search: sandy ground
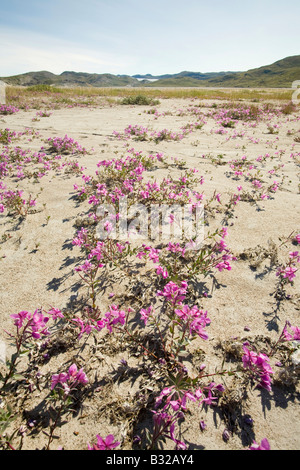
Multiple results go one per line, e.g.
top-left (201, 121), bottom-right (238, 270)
top-left (0, 96), bottom-right (299, 450)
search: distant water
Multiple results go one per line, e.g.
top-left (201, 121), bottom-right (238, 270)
top-left (135, 78), bottom-right (159, 82)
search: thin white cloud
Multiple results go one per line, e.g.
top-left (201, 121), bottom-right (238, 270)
top-left (0, 27), bottom-right (136, 76)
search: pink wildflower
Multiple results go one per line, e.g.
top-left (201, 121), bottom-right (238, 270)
top-left (74, 260), bottom-right (93, 272)
top-left (47, 307), bottom-right (64, 320)
top-left (51, 372), bottom-right (68, 390)
top-left (157, 281), bottom-right (188, 305)
top-left (283, 322), bottom-right (300, 341)
top-left (156, 265), bottom-right (169, 278)
top-left (105, 305), bottom-right (126, 332)
top-left (88, 434), bottom-right (120, 450)
top-left (140, 306), bottom-right (153, 325)
top-left (11, 309), bottom-right (50, 339)
top-left (282, 266), bottom-right (297, 282)
top-left (242, 345), bottom-right (273, 391)
top-left (249, 438), bottom-right (270, 450)
top-left (149, 248), bottom-right (160, 263)
top-left (215, 260), bottom-right (232, 272)
top-left (51, 363), bottom-right (88, 392)
top-left (104, 221), bottom-right (113, 233)
top-left (10, 310), bottom-right (31, 329)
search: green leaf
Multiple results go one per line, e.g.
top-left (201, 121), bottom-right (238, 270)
top-left (12, 373), bottom-right (26, 381)
top-left (19, 349), bottom-right (30, 356)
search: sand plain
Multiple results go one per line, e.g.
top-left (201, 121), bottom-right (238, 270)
top-left (0, 93), bottom-right (299, 450)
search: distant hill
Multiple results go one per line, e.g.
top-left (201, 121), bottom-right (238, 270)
top-left (1, 56), bottom-right (299, 88)
top-left (142, 56), bottom-right (300, 88)
top-left (0, 70), bottom-right (140, 87)
top-left (133, 71), bottom-right (234, 81)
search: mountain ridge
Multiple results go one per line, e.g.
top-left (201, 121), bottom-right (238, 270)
top-left (1, 55), bottom-right (299, 88)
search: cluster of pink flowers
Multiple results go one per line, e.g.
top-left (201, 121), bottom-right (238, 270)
top-left (282, 321), bottom-right (300, 341)
top-left (120, 118), bottom-right (206, 145)
top-left (228, 155), bottom-right (256, 178)
top-left (211, 228), bottom-right (235, 272)
top-left (211, 105), bottom-right (256, 123)
top-left (134, 226), bottom-right (234, 282)
top-left (104, 304), bottom-right (127, 333)
top-left (0, 128), bottom-right (18, 144)
top-left (10, 309), bottom-right (50, 339)
top-left (72, 304), bottom-right (130, 339)
top-left (215, 255), bottom-right (233, 272)
top-left (151, 128), bottom-right (185, 143)
top-left (174, 305), bottom-right (210, 340)
top-left (72, 315), bottom-right (104, 339)
top-left (151, 380), bottom-right (225, 449)
top-left (35, 110), bottom-right (52, 118)
top-left (225, 149), bottom-right (284, 201)
top-left (47, 307), bottom-right (64, 320)
top-left (0, 185), bottom-right (36, 215)
top-left (0, 141), bottom-right (73, 181)
top-left (147, 107), bottom-right (166, 119)
top-left (74, 259), bottom-right (95, 273)
top-left (242, 344), bottom-right (273, 391)
top-left (47, 134), bottom-right (87, 154)
top-left (181, 120), bottom-right (205, 133)
top-left (87, 434), bottom-right (120, 450)
top-left (51, 363), bottom-right (88, 395)
top-left (0, 146), bottom-right (29, 177)
top-left (212, 127), bottom-right (228, 135)
top-left (74, 148), bottom-right (205, 216)
top-left (137, 244), bottom-right (160, 262)
top-left (140, 306), bottom-right (154, 325)
top-left (252, 179), bottom-right (263, 189)
top-left (0, 104), bottom-right (19, 115)
top-left (151, 409), bottom-right (187, 450)
top-left (276, 251), bottom-right (300, 283)
top-left (167, 241), bottom-right (186, 255)
top-left (124, 124), bottom-right (148, 139)
top-left (72, 227), bottom-right (89, 248)
top-left (155, 381), bottom-right (224, 413)
top-left (157, 280), bottom-right (188, 305)
top-left (227, 129), bottom-right (246, 140)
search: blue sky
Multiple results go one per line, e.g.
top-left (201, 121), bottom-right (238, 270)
top-left (0, 0), bottom-right (299, 76)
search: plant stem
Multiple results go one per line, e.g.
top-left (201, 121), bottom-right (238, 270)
top-left (45, 400), bottom-right (65, 450)
top-left (0, 434), bottom-right (16, 450)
